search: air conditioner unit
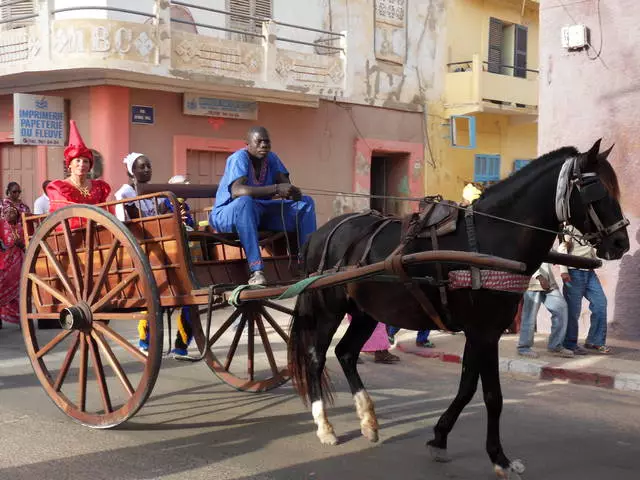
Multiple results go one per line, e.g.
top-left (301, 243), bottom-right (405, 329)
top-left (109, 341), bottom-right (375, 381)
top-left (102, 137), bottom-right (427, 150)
top-left (561, 24), bottom-right (590, 50)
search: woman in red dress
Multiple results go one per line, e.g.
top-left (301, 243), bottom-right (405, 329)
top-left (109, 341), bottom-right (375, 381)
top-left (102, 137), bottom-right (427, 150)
top-left (0, 205), bottom-right (25, 328)
top-left (47, 120), bottom-right (111, 229)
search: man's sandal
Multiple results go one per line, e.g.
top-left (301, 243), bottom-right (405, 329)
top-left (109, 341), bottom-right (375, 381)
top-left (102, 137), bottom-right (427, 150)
top-left (584, 343), bottom-right (611, 354)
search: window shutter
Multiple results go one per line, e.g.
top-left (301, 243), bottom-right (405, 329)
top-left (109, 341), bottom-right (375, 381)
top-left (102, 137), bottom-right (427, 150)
top-left (488, 17), bottom-right (503, 74)
top-left (514, 24), bottom-right (528, 78)
top-left (474, 155), bottom-right (501, 183)
top-left (513, 159), bottom-right (530, 172)
top-left (228, 0), bottom-right (271, 40)
top-left (0, 0), bottom-right (35, 30)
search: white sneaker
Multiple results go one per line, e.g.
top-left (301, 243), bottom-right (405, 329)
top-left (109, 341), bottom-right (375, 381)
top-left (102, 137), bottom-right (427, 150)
top-left (248, 270), bottom-right (267, 286)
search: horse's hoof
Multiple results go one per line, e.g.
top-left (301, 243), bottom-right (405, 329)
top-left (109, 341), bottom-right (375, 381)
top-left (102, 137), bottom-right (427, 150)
top-left (494, 460), bottom-right (525, 479)
top-left (428, 445), bottom-right (451, 463)
top-left (361, 426), bottom-right (379, 443)
top-left (317, 432), bottom-right (339, 446)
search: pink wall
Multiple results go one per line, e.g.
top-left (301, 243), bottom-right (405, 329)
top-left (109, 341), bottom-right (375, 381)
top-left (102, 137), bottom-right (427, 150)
top-left (128, 89), bottom-right (424, 222)
top-left (539, 0), bottom-right (640, 338)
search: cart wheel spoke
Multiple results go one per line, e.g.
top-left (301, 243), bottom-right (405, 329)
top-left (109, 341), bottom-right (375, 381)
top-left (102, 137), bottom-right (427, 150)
top-left (247, 313), bottom-right (255, 382)
top-left (53, 332), bottom-right (81, 392)
top-left (61, 219), bottom-right (84, 299)
top-left (35, 329), bottom-right (72, 359)
top-left (90, 272), bottom-right (139, 313)
top-left (78, 334), bottom-right (88, 412)
top-left (87, 239), bottom-right (121, 305)
top-left (224, 314), bottom-right (247, 371)
top-left (263, 300), bottom-right (295, 316)
top-left (261, 306), bottom-right (289, 343)
top-left (82, 219), bottom-right (95, 301)
top-left (256, 316), bottom-right (279, 376)
top-left (93, 322), bottom-right (147, 364)
top-left (208, 308), bottom-right (243, 347)
top-left (27, 273), bottom-right (73, 307)
top-left (38, 240), bottom-right (78, 304)
top-left (88, 336), bottom-right (113, 413)
top-left (91, 331), bottom-right (135, 397)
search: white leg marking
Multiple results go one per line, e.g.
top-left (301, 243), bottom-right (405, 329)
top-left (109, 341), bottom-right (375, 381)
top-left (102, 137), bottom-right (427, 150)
top-left (353, 390), bottom-right (379, 442)
top-left (311, 400), bottom-right (338, 445)
top-left (494, 459), bottom-right (525, 479)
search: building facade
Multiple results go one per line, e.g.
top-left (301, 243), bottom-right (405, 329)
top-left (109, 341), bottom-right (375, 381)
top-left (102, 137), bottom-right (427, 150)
top-left (427, 0), bottom-right (539, 201)
top-left (539, 0), bottom-right (640, 339)
top-left (0, 0), bottom-right (448, 223)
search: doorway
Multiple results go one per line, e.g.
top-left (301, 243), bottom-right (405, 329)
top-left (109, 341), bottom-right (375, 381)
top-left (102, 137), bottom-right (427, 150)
top-left (186, 149), bottom-right (229, 224)
top-left (0, 143), bottom-right (38, 210)
top-left (369, 153), bottom-right (410, 217)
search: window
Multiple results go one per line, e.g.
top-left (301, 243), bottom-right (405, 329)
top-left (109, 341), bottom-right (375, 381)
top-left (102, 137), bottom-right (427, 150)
top-left (474, 155), bottom-right (501, 183)
top-left (513, 159), bottom-right (531, 172)
top-left (488, 17), bottom-right (528, 78)
top-left (0, 0), bottom-right (35, 30)
top-left (228, 0), bottom-right (272, 41)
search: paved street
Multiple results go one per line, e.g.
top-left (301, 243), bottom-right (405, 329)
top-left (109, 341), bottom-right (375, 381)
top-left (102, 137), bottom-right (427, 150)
top-left (1, 316), bottom-right (640, 480)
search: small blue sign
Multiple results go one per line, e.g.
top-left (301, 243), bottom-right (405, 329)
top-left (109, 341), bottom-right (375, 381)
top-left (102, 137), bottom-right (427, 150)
top-left (131, 105), bottom-right (154, 125)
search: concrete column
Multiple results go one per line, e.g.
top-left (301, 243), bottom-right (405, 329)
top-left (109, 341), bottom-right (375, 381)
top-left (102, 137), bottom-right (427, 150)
top-left (154, 0), bottom-right (171, 70)
top-left (89, 86), bottom-right (130, 191)
top-left (262, 20), bottom-right (276, 83)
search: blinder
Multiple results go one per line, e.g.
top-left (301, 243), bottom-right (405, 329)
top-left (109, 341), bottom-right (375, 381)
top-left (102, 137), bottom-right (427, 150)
top-left (578, 176), bottom-right (607, 204)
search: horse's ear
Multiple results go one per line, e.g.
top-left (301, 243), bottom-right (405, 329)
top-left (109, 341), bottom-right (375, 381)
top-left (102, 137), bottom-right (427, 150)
top-left (586, 138), bottom-right (602, 166)
top-left (599, 143), bottom-right (615, 160)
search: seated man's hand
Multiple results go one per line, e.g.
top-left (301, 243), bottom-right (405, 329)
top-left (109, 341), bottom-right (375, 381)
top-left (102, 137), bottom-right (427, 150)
top-left (275, 183), bottom-right (302, 201)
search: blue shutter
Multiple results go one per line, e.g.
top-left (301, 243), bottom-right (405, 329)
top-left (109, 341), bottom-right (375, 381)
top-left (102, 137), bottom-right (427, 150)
top-left (513, 159), bottom-right (531, 171)
top-left (474, 155), bottom-right (501, 183)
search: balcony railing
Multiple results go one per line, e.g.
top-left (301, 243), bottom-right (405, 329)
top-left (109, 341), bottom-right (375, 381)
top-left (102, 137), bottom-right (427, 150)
top-left (444, 54), bottom-right (538, 116)
top-left (0, 0), bottom-right (347, 100)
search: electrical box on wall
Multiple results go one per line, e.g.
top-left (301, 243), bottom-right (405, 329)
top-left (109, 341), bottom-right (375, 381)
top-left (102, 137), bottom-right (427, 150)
top-left (561, 24), bottom-right (590, 50)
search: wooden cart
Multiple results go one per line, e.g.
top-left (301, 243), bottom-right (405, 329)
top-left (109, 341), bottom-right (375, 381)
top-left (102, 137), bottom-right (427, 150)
top-left (19, 186), bottom-right (596, 429)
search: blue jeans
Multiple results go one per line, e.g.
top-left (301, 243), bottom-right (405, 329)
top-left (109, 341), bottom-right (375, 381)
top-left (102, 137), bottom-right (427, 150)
top-left (562, 269), bottom-right (608, 349)
top-left (387, 326), bottom-right (430, 344)
top-left (211, 196), bottom-right (316, 272)
top-left (518, 289), bottom-right (567, 352)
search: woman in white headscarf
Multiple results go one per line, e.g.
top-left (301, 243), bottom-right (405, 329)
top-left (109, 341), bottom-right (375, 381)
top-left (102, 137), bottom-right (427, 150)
top-left (114, 152), bottom-right (157, 221)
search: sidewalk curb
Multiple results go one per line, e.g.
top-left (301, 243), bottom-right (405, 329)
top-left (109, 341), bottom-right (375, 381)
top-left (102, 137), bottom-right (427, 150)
top-left (396, 343), bottom-right (640, 393)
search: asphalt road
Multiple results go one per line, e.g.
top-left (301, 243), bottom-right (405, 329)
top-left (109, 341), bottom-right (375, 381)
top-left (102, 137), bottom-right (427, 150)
top-left (1, 323), bottom-right (639, 480)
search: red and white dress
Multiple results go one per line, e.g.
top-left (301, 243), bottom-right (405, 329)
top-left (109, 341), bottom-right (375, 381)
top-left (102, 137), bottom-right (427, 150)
top-left (0, 219), bottom-right (24, 324)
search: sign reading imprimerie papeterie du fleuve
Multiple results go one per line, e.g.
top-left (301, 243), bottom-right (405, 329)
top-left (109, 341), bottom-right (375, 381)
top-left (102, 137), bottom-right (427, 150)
top-left (13, 93), bottom-right (66, 146)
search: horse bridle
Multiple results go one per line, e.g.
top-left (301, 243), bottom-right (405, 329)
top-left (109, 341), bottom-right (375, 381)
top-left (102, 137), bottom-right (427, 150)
top-left (555, 157), bottom-right (629, 244)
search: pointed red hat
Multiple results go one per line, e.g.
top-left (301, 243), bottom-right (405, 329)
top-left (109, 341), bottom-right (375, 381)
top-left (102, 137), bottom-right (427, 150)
top-left (64, 120), bottom-right (93, 167)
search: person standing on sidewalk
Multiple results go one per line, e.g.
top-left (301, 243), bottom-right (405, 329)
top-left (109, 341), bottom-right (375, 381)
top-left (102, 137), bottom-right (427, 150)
top-left (559, 226), bottom-right (611, 355)
top-left (387, 327), bottom-right (435, 348)
top-left (517, 262), bottom-right (574, 358)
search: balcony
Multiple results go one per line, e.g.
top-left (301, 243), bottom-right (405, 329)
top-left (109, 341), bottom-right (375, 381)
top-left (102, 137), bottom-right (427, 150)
top-left (0, 1), bottom-right (347, 107)
top-left (444, 54), bottom-right (538, 117)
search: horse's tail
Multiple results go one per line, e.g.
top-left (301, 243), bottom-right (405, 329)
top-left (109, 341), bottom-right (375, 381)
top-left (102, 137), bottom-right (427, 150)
top-left (288, 290), bottom-right (334, 407)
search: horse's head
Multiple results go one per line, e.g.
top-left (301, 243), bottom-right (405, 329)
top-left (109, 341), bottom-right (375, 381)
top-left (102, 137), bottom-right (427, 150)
top-left (558, 139), bottom-right (630, 260)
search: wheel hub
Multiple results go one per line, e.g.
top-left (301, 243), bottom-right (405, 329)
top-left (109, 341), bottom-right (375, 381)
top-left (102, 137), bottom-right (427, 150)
top-left (59, 301), bottom-right (93, 331)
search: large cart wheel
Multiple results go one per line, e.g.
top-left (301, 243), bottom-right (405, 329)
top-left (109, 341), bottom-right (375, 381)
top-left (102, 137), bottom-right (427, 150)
top-left (20, 205), bottom-right (162, 428)
top-left (192, 300), bottom-right (292, 392)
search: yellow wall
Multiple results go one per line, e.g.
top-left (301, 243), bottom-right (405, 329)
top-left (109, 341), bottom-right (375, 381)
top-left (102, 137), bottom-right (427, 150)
top-left (426, 112), bottom-right (537, 201)
top-left (447, 0), bottom-right (539, 70)
top-left (426, 0), bottom-right (539, 201)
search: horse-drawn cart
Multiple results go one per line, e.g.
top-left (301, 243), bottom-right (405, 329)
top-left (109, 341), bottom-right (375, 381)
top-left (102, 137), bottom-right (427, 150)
top-left (19, 185), bottom-right (600, 429)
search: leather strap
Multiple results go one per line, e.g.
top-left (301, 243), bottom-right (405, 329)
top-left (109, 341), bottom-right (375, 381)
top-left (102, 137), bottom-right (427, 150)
top-left (358, 218), bottom-right (397, 266)
top-left (317, 211), bottom-right (375, 273)
top-left (383, 253), bottom-right (450, 332)
top-left (465, 207), bottom-right (481, 290)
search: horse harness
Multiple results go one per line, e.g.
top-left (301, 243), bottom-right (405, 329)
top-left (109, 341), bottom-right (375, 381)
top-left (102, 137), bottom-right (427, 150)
top-left (315, 196), bottom-right (470, 332)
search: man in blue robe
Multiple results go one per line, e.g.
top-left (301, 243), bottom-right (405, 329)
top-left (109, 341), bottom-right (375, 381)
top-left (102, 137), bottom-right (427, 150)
top-left (209, 126), bottom-right (316, 285)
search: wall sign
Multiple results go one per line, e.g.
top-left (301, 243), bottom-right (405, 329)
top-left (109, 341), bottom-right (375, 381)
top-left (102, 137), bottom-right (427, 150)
top-left (13, 93), bottom-right (66, 146)
top-left (183, 93), bottom-right (258, 120)
top-left (131, 105), bottom-right (154, 125)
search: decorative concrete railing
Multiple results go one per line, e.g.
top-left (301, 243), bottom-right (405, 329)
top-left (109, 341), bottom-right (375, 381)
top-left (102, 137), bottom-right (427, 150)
top-left (0, 0), bottom-right (347, 99)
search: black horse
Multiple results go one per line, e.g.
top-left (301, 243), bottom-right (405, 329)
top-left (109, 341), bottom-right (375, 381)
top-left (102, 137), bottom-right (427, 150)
top-left (287, 140), bottom-right (629, 478)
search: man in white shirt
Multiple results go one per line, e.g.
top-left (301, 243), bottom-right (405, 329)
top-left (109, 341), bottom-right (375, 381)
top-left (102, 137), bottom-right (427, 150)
top-left (558, 226), bottom-right (610, 354)
top-left (33, 180), bottom-right (51, 215)
top-left (517, 262), bottom-right (574, 358)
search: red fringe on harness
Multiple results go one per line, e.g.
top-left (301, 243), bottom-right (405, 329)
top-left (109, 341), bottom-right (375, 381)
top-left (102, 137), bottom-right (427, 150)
top-left (448, 270), bottom-right (530, 293)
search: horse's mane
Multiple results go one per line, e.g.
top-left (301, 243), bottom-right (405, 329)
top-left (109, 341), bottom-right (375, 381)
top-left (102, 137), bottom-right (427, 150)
top-left (477, 146), bottom-right (578, 210)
